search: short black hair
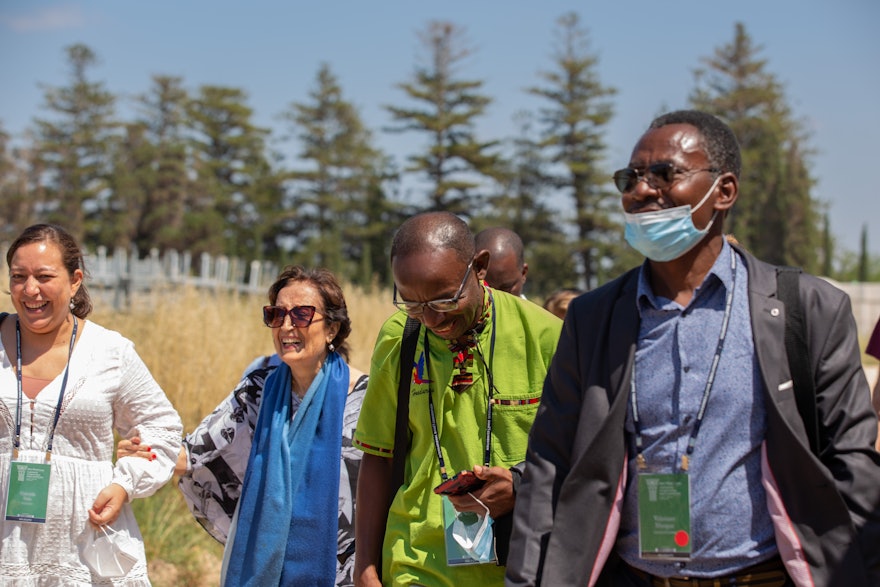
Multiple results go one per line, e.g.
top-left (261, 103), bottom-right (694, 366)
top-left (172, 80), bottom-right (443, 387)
top-left (475, 227), bottom-right (524, 266)
top-left (649, 110), bottom-right (742, 178)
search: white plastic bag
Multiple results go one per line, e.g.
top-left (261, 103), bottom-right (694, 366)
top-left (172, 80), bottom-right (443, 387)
top-left (76, 524), bottom-right (139, 578)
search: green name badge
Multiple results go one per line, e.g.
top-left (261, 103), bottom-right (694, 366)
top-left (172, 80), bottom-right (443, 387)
top-left (637, 472), bottom-right (691, 560)
top-left (6, 461), bottom-right (51, 523)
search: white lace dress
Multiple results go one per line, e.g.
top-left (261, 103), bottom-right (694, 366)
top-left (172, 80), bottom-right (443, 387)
top-left (0, 319), bottom-right (183, 586)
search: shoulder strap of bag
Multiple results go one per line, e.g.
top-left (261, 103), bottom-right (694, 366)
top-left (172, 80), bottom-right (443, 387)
top-left (776, 266), bottom-right (821, 456)
top-left (391, 316), bottom-right (421, 505)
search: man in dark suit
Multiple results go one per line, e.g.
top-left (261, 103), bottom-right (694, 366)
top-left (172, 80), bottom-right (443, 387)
top-left (506, 110), bottom-right (880, 587)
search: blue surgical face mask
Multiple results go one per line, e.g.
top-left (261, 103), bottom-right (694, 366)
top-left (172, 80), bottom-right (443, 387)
top-left (623, 176), bottom-right (721, 262)
top-left (451, 494), bottom-right (495, 563)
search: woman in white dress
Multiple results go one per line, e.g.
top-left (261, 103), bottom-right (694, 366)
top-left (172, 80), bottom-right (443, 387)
top-left (0, 223), bottom-right (182, 586)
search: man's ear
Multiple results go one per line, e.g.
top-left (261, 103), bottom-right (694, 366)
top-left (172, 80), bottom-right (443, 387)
top-left (473, 249), bottom-right (491, 281)
top-left (714, 172), bottom-right (738, 212)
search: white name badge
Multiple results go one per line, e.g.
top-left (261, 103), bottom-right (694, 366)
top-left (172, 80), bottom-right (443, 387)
top-left (6, 461), bottom-right (51, 523)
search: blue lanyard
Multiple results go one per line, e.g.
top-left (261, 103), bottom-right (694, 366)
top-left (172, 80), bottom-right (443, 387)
top-left (427, 292), bottom-right (497, 481)
top-left (630, 247), bottom-right (736, 472)
top-left (14, 316), bottom-right (78, 460)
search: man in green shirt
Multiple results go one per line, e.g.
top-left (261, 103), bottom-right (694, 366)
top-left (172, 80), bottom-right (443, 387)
top-left (354, 212), bottom-right (561, 587)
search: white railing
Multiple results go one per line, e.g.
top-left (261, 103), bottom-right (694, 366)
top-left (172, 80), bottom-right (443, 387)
top-left (85, 246), bottom-right (279, 308)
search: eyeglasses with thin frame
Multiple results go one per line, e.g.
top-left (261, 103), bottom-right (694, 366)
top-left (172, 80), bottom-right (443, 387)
top-left (612, 162), bottom-right (718, 194)
top-left (262, 305), bottom-right (320, 328)
top-left (392, 259), bottom-right (474, 316)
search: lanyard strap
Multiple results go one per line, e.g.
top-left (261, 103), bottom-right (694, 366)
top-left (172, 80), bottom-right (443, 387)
top-left (427, 293), bottom-right (496, 481)
top-left (14, 316), bottom-right (78, 460)
top-left (631, 247), bottom-right (736, 472)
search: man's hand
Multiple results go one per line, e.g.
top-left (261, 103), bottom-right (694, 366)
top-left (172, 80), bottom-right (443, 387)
top-left (88, 483), bottom-right (128, 528)
top-left (447, 464), bottom-right (515, 518)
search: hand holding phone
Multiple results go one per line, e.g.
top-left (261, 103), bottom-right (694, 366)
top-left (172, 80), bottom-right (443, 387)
top-left (433, 470), bottom-right (486, 495)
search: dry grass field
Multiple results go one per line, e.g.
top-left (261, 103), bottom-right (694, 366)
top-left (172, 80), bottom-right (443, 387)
top-left (0, 269), bottom-right (394, 586)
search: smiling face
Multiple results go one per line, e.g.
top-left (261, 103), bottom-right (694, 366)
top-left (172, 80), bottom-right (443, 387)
top-left (9, 240), bottom-right (82, 337)
top-left (622, 123), bottom-right (732, 232)
top-left (393, 248), bottom-right (486, 341)
top-left (270, 280), bottom-right (339, 376)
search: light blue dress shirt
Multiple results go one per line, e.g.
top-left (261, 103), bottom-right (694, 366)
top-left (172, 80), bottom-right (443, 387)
top-left (617, 239), bottom-right (778, 578)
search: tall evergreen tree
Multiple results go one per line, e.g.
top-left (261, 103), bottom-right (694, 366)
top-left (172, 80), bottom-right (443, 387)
top-left (0, 124), bottom-right (36, 242)
top-left (475, 111), bottom-right (577, 296)
top-left (186, 85), bottom-right (278, 258)
top-left (386, 20), bottom-right (500, 215)
top-left (100, 121), bottom-right (155, 249)
top-left (858, 224), bottom-right (869, 282)
top-left (821, 213), bottom-right (833, 277)
top-left (131, 75), bottom-right (191, 253)
top-left (283, 64), bottom-right (397, 279)
top-left (528, 12), bottom-right (617, 288)
top-left (32, 44), bottom-right (117, 244)
top-left (690, 22), bottom-right (822, 271)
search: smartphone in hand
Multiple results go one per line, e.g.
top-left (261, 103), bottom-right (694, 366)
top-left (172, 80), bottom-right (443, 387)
top-left (433, 470), bottom-right (486, 495)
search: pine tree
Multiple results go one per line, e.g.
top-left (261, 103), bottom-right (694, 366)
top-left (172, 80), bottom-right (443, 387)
top-left (858, 224), bottom-right (869, 282)
top-left (32, 44), bottom-right (117, 244)
top-left (474, 111), bottom-right (577, 296)
top-left (528, 13), bottom-right (617, 288)
top-left (690, 22), bottom-right (822, 271)
top-left (821, 213), bottom-right (833, 278)
top-left (100, 121), bottom-right (155, 249)
top-left (132, 75), bottom-right (191, 253)
top-left (0, 124), bottom-right (35, 242)
top-left (283, 64), bottom-right (397, 279)
top-left (386, 20), bottom-right (500, 215)
top-left (186, 85), bottom-right (278, 258)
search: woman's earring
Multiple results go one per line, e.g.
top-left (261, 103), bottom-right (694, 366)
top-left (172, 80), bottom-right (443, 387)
top-left (69, 300), bottom-right (75, 310)
top-left (328, 342), bottom-right (336, 353)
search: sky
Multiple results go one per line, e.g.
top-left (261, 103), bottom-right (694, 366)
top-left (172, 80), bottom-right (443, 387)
top-left (1, 1), bottom-right (878, 255)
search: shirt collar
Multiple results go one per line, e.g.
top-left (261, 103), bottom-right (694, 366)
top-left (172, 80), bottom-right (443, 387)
top-left (636, 237), bottom-right (735, 314)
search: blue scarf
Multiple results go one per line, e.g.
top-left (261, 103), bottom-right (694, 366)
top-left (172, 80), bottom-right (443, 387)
top-left (222, 353), bottom-right (348, 586)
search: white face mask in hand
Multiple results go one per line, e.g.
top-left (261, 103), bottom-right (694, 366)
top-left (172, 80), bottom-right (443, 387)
top-left (451, 493), bottom-right (495, 563)
top-left (77, 524), bottom-right (140, 578)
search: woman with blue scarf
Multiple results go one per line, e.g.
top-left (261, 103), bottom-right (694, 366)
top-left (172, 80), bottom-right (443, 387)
top-left (123, 266), bottom-right (367, 586)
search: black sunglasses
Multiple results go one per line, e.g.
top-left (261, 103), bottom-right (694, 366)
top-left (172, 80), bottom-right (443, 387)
top-left (262, 305), bottom-right (318, 328)
top-left (612, 162), bottom-right (718, 194)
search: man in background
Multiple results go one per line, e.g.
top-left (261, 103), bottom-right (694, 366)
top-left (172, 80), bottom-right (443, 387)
top-left (475, 227), bottom-right (529, 298)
